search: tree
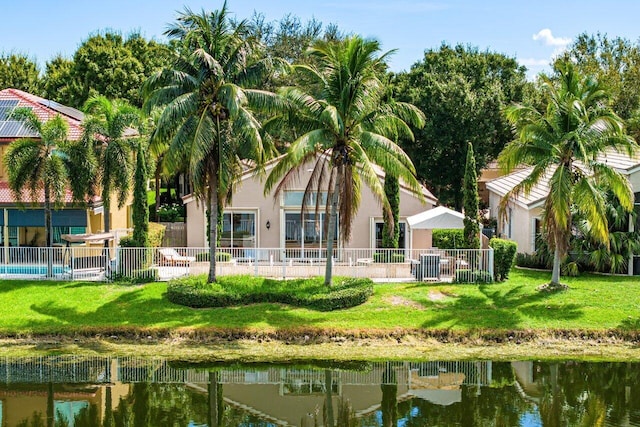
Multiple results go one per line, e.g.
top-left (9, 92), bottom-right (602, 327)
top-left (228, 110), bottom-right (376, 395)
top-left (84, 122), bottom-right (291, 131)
top-left (463, 141), bottom-right (480, 249)
top-left (264, 36), bottom-right (425, 286)
top-left (381, 174), bottom-right (400, 249)
top-left (394, 44), bottom-right (528, 209)
top-left (82, 96), bottom-right (139, 243)
top-left (499, 60), bottom-right (637, 287)
top-left (4, 109), bottom-right (94, 274)
top-left (0, 53), bottom-right (41, 93)
top-left (143, 4), bottom-right (279, 283)
top-left (132, 140), bottom-right (149, 247)
top-left (41, 32), bottom-right (171, 108)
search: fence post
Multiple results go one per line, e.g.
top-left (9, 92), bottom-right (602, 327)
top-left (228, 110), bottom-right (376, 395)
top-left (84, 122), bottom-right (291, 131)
top-left (488, 248), bottom-right (494, 282)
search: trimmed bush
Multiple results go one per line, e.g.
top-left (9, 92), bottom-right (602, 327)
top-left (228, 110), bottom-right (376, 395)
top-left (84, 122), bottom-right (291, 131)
top-left (114, 268), bottom-right (159, 284)
top-left (515, 252), bottom-right (550, 269)
top-left (148, 222), bottom-right (166, 247)
top-left (195, 252), bottom-right (232, 262)
top-left (373, 252), bottom-right (405, 263)
top-left (432, 229), bottom-right (466, 249)
top-left (490, 238), bottom-right (518, 281)
top-left (166, 275), bottom-right (374, 311)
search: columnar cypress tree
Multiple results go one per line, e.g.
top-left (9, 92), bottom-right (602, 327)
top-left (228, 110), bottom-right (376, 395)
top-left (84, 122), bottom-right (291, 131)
top-left (463, 141), bottom-right (480, 249)
top-left (132, 141), bottom-right (149, 247)
top-left (382, 174), bottom-right (400, 249)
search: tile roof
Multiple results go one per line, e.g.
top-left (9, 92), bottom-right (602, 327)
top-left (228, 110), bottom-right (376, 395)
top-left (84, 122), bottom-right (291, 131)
top-left (486, 147), bottom-right (640, 209)
top-left (0, 88), bottom-right (84, 140)
top-left (0, 181), bottom-right (99, 206)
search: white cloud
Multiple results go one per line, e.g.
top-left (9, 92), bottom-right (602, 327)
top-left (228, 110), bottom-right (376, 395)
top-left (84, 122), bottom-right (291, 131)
top-left (532, 29), bottom-right (571, 47)
top-left (519, 58), bottom-right (550, 67)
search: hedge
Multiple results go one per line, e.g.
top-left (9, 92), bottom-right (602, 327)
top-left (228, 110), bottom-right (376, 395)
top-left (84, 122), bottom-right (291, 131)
top-left (432, 229), bottom-right (467, 249)
top-left (454, 269), bottom-right (493, 284)
top-left (195, 252), bottom-right (232, 262)
top-left (373, 252), bottom-right (405, 263)
top-left (166, 275), bottom-right (374, 311)
top-left (489, 238), bottom-right (517, 281)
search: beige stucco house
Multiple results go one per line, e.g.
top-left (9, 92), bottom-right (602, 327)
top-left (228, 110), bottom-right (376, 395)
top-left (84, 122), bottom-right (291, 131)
top-left (184, 156), bottom-right (437, 253)
top-left (486, 149), bottom-right (640, 273)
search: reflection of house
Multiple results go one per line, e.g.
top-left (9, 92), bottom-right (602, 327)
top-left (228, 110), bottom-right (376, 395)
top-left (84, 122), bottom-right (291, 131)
top-left (184, 156), bottom-right (438, 251)
top-left (0, 89), bottom-right (132, 247)
top-left (486, 149), bottom-right (640, 274)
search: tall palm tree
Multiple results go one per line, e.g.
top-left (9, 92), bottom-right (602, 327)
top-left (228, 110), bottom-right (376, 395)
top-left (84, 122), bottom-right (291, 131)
top-left (4, 109), bottom-right (94, 278)
top-left (82, 95), bottom-right (139, 244)
top-left (4, 109), bottom-right (94, 249)
top-left (264, 36), bottom-right (426, 286)
top-left (499, 60), bottom-right (637, 287)
top-left (143, 4), bottom-right (280, 283)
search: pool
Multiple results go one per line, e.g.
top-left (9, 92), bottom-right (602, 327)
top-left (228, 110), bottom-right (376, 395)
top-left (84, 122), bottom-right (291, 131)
top-left (0, 264), bottom-right (65, 276)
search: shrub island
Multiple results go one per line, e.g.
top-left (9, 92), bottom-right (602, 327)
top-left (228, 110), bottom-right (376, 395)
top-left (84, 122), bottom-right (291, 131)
top-left (166, 275), bottom-right (374, 311)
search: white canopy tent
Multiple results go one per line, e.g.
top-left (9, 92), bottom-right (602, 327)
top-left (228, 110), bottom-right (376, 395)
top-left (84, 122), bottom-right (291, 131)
top-left (407, 206), bottom-right (465, 230)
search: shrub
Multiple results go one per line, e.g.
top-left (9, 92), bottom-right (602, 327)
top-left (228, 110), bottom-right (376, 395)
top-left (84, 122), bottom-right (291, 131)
top-left (114, 268), bottom-right (159, 284)
top-left (454, 269), bottom-right (492, 284)
top-left (373, 252), bottom-right (405, 263)
top-left (490, 238), bottom-right (517, 281)
top-left (148, 222), bottom-right (166, 247)
top-left (157, 203), bottom-right (185, 222)
top-left (195, 252), bottom-right (232, 262)
top-left (432, 229), bottom-right (467, 249)
top-left (515, 252), bottom-right (550, 269)
top-left (166, 275), bottom-right (374, 311)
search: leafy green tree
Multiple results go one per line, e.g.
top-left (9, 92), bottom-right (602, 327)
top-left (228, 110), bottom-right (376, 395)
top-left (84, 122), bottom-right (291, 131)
top-left (41, 56), bottom-right (76, 106)
top-left (143, 4), bottom-right (279, 283)
top-left (265, 36), bottom-right (425, 286)
top-left (499, 60), bottom-right (637, 287)
top-left (4, 109), bottom-right (94, 273)
top-left (82, 96), bottom-right (139, 242)
top-left (0, 53), bottom-right (41, 93)
top-left (394, 44), bottom-right (528, 210)
top-left (381, 174), bottom-right (399, 249)
top-left (463, 141), bottom-right (480, 249)
top-left (132, 140), bottom-right (149, 247)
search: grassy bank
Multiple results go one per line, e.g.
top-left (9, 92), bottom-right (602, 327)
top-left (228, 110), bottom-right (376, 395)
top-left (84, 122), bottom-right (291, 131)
top-left (0, 269), bottom-right (638, 335)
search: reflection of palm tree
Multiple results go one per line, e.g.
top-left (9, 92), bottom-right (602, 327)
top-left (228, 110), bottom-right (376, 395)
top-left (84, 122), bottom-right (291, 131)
top-left (381, 363), bottom-right (398, 427)
top-left (103, 386), bottom-right (114, 427)
top-left (209, 371), bottom-right (224, 427)
top-left (132, 383), bottom-right (150, 427)
top-left (324, 369), bottom-right (335, 427)
top-left (47, 382), bottom-right (54, 427)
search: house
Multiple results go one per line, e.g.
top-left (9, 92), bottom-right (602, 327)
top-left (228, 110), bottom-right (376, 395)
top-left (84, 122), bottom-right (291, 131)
top-left (486, 149), bottom-right (640, 273)
top-left (183, 156), bottom-right (438, 253)
top-left (0, 88), bottom-right (132, 247)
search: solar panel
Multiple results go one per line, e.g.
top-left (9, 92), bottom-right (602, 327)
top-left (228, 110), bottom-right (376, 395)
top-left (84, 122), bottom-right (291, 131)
top-left (0, 100), bottom-right (18, 107)
top-left (0, 120), bottom-right (38, 138)
top-left (37, 99), bottom-right (84, 121)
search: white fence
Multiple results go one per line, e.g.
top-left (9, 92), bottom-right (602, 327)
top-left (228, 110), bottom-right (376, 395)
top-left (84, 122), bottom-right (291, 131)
top-left (0, 246), bottom-right (493, 283)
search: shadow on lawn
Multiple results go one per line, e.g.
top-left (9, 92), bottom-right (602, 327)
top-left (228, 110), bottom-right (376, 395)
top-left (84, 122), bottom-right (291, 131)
top-left (28, 288), bottom-right (325, 332)
top-left (421, 283), bottom-right (583, 330)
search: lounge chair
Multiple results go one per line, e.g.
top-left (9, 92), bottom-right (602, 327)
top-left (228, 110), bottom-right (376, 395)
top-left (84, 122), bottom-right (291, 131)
top-left (158, 248), bottom-right (196, 266)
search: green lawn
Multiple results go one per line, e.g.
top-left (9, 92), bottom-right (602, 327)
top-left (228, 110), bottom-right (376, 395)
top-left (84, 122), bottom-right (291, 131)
top-left (0, 269), bottom-right (638, 335)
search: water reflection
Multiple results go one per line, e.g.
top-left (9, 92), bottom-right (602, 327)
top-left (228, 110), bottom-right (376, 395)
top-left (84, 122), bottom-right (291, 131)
top-left (0, 356), bottom-right (638, 426)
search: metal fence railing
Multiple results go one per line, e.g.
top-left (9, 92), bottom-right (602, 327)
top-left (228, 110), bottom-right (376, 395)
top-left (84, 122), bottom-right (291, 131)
top-left (0, 246), bottom-right (493, 283)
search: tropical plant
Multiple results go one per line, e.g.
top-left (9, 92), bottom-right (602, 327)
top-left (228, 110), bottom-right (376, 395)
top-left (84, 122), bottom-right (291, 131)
top-left (264, 36), bottom-right (425, 286)
top-left (463, 141), bottom-right (480, 249)
top-left (4, 108), bottom-right (95, 273)
top-left (82, 95), bottom-right (139, 244)
top-left (143, 3), bottom-right (280, 283)
top-left (131, 139), bottom-right (149, 247)
top-left (499, 60), bottom-right (637, 287)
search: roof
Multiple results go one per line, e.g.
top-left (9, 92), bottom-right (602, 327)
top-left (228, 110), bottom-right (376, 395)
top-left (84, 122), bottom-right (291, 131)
top-left (407, 205), bottom-right (465, 229)
top-left (0, 181), bottom-right (99, 206)
top-left (0, 88), bottom-right (84, 140)
top-left (486, 147), bottom-right (640, 209)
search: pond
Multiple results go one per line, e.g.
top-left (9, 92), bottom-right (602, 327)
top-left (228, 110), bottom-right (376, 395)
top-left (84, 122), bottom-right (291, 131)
top-left (0, 356), bottom-right (638, 426)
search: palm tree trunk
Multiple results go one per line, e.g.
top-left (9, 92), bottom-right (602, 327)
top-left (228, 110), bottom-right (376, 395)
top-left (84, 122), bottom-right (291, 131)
top-left (154, 169), bottom-right (161, 222)
top-left (208, 168), bottom-right (218, 283)
top-left (551, 245), bottom-right (561, 285)
top-left (324, 369), bottom-right (335, 427)
top-left (44, 184), bottom-right (53, 277)
top-left (324, 168), bottom-right (342, 287)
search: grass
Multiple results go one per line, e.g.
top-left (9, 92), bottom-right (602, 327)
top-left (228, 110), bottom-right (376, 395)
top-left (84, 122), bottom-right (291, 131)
top-left (0, 269), bottom-right (638, 336)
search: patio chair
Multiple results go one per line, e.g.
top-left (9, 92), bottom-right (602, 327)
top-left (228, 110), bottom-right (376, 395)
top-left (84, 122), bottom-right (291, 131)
top-left (158, 248), bottom-right (196, 266)
top-left (236, 248), bottom-right (257, 264)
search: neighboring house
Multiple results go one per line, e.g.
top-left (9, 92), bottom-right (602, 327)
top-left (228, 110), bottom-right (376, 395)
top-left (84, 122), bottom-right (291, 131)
top-left (183, 156), bottom-right (438, 252)
top-left (0, 88), bottom-right (132, 246)
top-left (486, 149), bottom-right (640, 271)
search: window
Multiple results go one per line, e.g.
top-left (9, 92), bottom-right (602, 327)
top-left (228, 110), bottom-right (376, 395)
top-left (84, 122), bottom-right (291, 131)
top-left (284, 191), bottom-right (327, 207)
top-left (220, 212), bottom-right (255, 248)
top-left (53, 227), bottom-right (86, 245)
top-left (284, 212), bottom-right (337, 248)
top-left (374, 221), bottom-right (406, 249)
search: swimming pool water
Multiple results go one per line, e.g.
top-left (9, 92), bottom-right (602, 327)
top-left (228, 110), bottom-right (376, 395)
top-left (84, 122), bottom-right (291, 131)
top-left (0, 264), bottom-right (65, 275)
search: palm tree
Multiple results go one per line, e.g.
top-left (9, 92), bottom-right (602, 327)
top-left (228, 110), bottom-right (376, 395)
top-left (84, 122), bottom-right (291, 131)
top-left (143, 4), bottom-right (280, 283)
top-left (82, 95), bottom-right (139, 244)
top-left (4, 109), bottom-right (94, 259)
top-left (264, 36), bottom-right (425, 286)
top-left (499, 60), bottom-right (637, 287)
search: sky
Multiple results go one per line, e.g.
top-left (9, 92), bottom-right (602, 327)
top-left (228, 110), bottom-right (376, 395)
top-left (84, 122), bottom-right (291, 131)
top-left (2, 0), bottom-right (640, 79)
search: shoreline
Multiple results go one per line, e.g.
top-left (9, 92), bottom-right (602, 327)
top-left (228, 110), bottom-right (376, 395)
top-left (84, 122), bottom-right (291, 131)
top-left (1, 329), bottom-right (639, 362)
